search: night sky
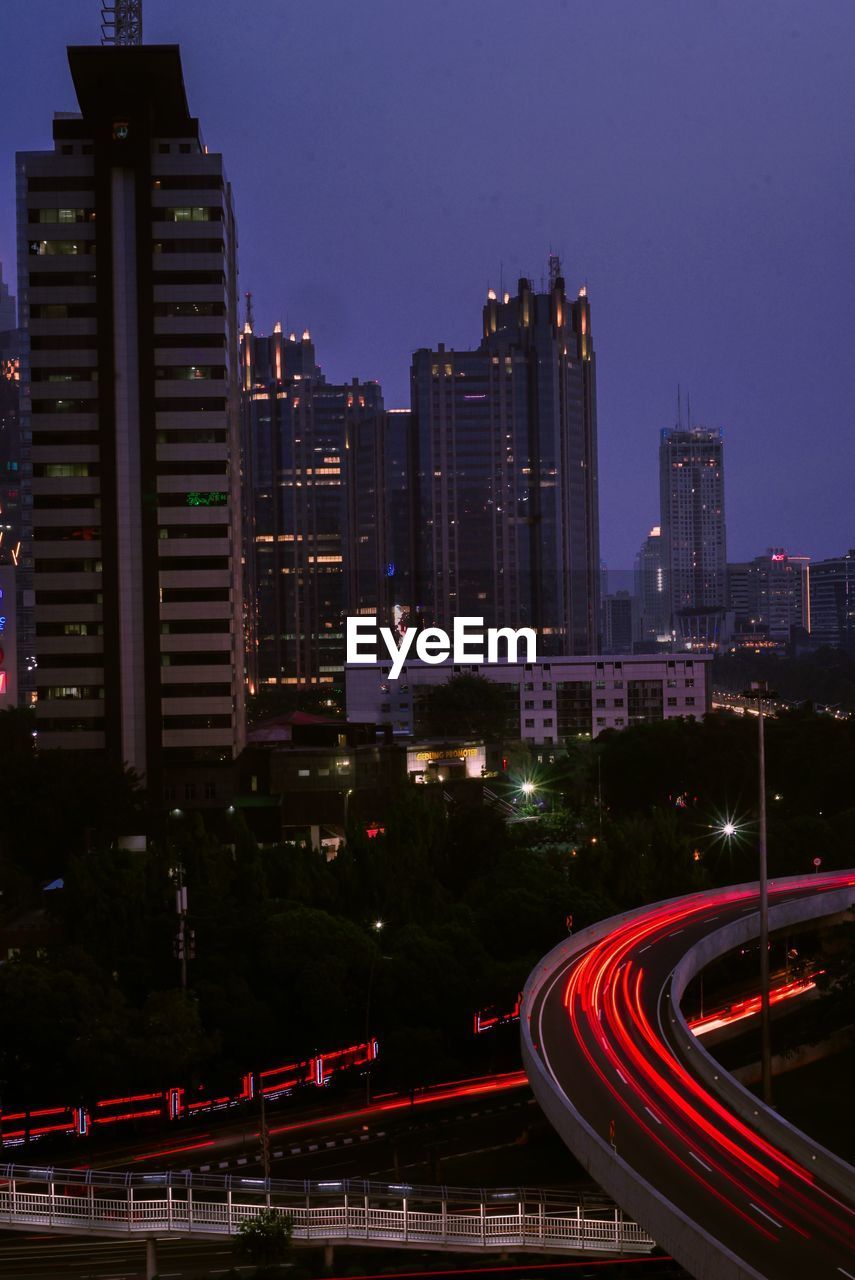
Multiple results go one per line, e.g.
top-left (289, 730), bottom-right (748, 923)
top-left (1, 0), bottom-right (853, 568)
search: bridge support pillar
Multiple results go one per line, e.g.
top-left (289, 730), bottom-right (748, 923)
top-left (145, 1236), bottom-right (158, 1280)
top-left (324, 1243), bottom-right (334, 1270)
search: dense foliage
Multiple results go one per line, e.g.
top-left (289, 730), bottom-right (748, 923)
top-left (0, 705), bottom-right (853, 1106)
top-left (420, 674), bottom-right (512, 740)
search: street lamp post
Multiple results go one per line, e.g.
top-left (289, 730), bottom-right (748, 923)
top-left (743, 680), bottom-right (775, 1107)
top-left (365, 920), bottom-right (385, 1106)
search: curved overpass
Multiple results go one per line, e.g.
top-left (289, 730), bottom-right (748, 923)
top-left (522, 872), bottom-right (855, 1280)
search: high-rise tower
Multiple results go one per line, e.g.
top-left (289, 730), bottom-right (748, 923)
top-left (659, 427), bottom-right (727, 647)
top-left (241, 327), bottom-right (412, 687)
top-left (17, 44), bottom-right (244, 802)
top-left (634, 525), bottom-right (669, 646)
top-left (411, 269), bottom-right (600, 654)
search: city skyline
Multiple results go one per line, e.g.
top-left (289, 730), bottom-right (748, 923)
top-left (1, 1), bottom-right (853, 570)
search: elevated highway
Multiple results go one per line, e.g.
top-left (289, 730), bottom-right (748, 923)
top-left (522, 871), bottom-right (855, 1280)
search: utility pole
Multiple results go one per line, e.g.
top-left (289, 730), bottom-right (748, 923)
top-left (100, 0), bottom-right (143, 45)
top-left (743, 680), bottom-right (774, 1106)
top-left (260, 1087), bottom-right (271, 1182)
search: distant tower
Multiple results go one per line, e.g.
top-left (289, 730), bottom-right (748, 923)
top-left (101, 0), bottom-right (142, 46)
top-left (635, 525), bottom-right (669, 645)
top-left (659, 427), bottom-right (727, 648)
top-left (412, 268), bottom-right (600, 654)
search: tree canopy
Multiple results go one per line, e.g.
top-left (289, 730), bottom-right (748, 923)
top-left (419, 674), bottom-right (513, 740)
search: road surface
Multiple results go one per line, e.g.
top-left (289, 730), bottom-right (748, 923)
top-left (525, 873), bottom-right (855, 1280)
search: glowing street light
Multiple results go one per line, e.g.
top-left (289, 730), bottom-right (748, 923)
top-left (721, 821), bottom-right (737, 838)
top-left (372, 919), bottom-right (385, 932)
top-left (520, 781), bottom-right (536, 797)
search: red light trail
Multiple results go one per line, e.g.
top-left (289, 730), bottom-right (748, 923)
top-left (526, 871), bottom-right (855, 1279)
top-left (118, 980), bottom-right (817, 1168)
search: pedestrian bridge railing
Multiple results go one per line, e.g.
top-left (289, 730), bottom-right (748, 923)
top-left (0, 1165), bottom-right (655, 1255)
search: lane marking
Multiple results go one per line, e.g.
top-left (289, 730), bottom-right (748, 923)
top-left (639, 944), bottom-right (651, 953)
top-left (643, 1106), bottom-right (663, 1125)
top-left (750, 1203), bottom-right (782, 1229)
top-left (616, 1069), bottom-right (628, 1085)
top-left (689, 1150), bottom-right (712, 1172)
top-left (837, 1270), bottom-right (855, 1279)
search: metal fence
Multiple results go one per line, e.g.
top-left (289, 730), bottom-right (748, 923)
top-left (0, 1165), bottom-right (655, 1254)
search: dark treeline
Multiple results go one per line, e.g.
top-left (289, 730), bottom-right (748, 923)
top-left (0, 706), bottom-right (853, 1107)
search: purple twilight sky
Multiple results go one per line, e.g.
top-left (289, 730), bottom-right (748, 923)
top-left (1, 0), bottom-right (853, 569)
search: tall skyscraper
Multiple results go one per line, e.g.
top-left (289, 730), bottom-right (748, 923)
top-left (659, 427), bottom-right (727, 647)
top-left (241, 327), bottom-right (412, 687)
top-left (411, 264), bottom-right (600, 654)
top-left (346, 406), bottom-right (413, 633)
top-left (17, 45), bottom-right (244, 801)
top-left (634, 524), bottom-right (669, 646)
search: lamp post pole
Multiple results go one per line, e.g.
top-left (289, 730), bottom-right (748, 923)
top-left (745, 681), bottom-right (774, 1106)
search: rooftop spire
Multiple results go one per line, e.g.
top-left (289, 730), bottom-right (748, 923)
top-left (101, 0), bottom-right (142, 46)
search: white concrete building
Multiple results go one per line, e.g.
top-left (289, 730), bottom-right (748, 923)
top-left (347, 652), bottom-right (711, 743)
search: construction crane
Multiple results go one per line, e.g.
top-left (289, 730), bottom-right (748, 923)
top-left (101, 0), bottom-right (142, 45)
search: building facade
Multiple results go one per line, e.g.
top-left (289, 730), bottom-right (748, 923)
top-left (634, 524), bottom-right (669, 646)
top-left (0, 263), bottom-right (29, 697)
top-left (602, 590), bottom-right (638, 654)
top-left (727, 548), bottom-right (810, 644)
top-left (347, 652), bottom-right (710, 743)
top-left (0, 264), bottom-right (16, 334)
top-left (809, 551), bottom-right (855, 651)
top-left (659, 427), bottom-right (727, 647)
top-left (236, 712), bottom-right (407, 851)
top-left (411, 265), bottom-right (600, 655)
top-left (241, 327), bottom-right (412, 688)
top-left (17, 45), bottom-right (244, 798)
top-left (0, 324), bottom-right (23, 562)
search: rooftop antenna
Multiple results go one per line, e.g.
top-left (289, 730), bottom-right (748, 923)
top-left (548, 250), bottom-right (562, 288)
top-left (677, 383), bottom-right (682, 429)
top-left (244, 291), bottom-right (254, 333)
top-left (101, 0), bottom-right (142, 46)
